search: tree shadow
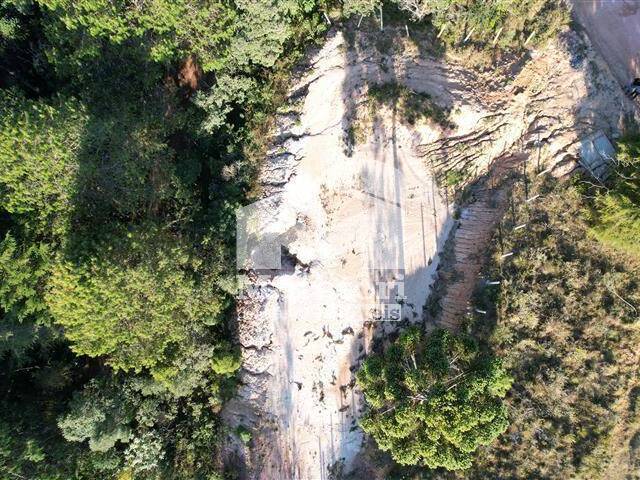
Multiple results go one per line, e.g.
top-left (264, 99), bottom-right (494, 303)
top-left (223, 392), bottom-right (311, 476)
top-left (59, 37), bottom-right (245, 266)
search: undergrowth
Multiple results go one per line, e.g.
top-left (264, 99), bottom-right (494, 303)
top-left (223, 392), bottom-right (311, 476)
top-left (462, 177), bottom-right (640, 479)
top-left (585, 134), bottom-right (640, 259)
top-left (368, 82), bottom-right (453, 128)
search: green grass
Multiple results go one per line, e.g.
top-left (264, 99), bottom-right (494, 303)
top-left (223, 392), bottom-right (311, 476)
top-left (590, 192), bottom-right (640, 258)
top-left (586, 134), bottom-right (640, 259)
top-left (368, 82), bottom-right (453, 128)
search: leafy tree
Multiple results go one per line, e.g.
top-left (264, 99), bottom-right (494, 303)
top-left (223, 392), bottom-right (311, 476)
top-left (46, 225), bottom-right (228, 382)
top-left (73, 104), bottom-right (187, 226)
top-left (343, 0), bottom-right (380, 17)
top-left (357, 327), bottom-right (511, 470)
top-left (58, 378), bottom-right (137, 452)
top-left (0, 0), bottom-right (328, 477)
top-left (211, 344), bottom-right (242, 376)
top-left (0, 233), bottom-right (50, 324)
top-left (124, 431), bottom-right (165, 475)
top-left (37, 0), bottom-right (328, 75)
top-left (0, 338), bottom-right (122, 480)
top-left (193, 73), bottom-right (258, 134)
top-left (342, 0), bottom-right (568, 51)
top-left (230, 0), bottom-right (302, 69)
top-left (0, 2), bottom-right (21, 47)
top-left (192, 0), bottom-right (328, 136)
top-left (0, 232), bottom-right (53, 357)
top-left (57, 373), bottom-right (229, 478)
top-left (0, 91), bottom-right (86, 236)
top-left (37, 0), bottom-right (237, 72)
top-left (393, 0), bottom-right (456, 21)
top-left (588, 134), bottom-right (640, 258)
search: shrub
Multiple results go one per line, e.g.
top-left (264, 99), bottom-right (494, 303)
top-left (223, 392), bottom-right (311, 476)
top-left (357, 327), bottom-right (511, 470)
top-left (588, 134), bottom-right (640, 258)
top-left (461, 178), bottom-right (640, 479)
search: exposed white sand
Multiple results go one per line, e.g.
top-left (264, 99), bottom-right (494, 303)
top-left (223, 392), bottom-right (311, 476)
top-left (231, 32), bottom-right (454, 479)
top-left (226, 25), bottom-right (638, 479)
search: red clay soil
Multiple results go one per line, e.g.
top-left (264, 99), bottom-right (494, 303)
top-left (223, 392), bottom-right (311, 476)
top-left (571, 0), bottom-right (640, 85)
top-left (436, 154), bottom-right (524, 330)
top-left (178, 55), bottom-right (202, 92)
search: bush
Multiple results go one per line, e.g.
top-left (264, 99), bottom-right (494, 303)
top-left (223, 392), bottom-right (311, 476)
top-left (235, 425), bottom-right (252, 445)
top-left (357, 327), bottom-right (511, 470)
top-left (342, 1), bottom-right (569, 51)
top-left (588, 134), bottom-right (640, 258)
top-left (368, 83), bottom-right (453, 128)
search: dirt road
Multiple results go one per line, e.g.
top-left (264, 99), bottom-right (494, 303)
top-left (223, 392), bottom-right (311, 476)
top-left (571, 0), bottom-right (640, 84)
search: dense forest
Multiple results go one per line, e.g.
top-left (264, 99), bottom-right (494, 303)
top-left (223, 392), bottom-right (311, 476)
top-left (0, 0), bottom-right (632, 479)
top-left (0, 0), bottom-right (332, 478)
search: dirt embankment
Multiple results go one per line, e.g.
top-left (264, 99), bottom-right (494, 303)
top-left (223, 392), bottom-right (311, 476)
top-left (224, 24), bottom-right (637, 480)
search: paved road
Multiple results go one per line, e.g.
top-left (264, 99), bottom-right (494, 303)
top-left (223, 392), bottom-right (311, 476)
top-left (571, 0), bottom-right (640, 85)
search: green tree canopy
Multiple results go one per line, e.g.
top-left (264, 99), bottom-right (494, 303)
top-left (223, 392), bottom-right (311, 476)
top-left (46, 226), bottom-right (228, 380)
top-left (38, 0), bottom-right (237, 71)
top-left (0, 91), bottom-right (86, 236)
top-left (588, 134), bottom-right (640, 258)
top-left (0, 0), bottom-right (327, 476)
top-left (58, 378), bottom-right (137, 453)
top-left (342, 0), bottom-right (568, 50)
top-left (37, 0), bottom-right (326, 74)
top-left (0, 233), bottom-right (50, 325)
top-left (357, 327), bottom-right (512, 470)
top-left (343, 0), bottom-right (380, 17)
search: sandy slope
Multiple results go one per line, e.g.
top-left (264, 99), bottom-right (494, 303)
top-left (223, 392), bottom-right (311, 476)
top-left (225, 25), bottom-right (637, 479)
top-left (230, 32), bottom-right (454, 479)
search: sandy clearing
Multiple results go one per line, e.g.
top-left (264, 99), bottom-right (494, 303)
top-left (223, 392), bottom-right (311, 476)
top-left (225, 23), bottom-right (638, 479)
top-left (230, 32), bottom-right (454, 479)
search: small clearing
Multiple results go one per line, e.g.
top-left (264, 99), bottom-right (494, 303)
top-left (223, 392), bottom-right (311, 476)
top-left (225, 24), bottom-right (637, 479)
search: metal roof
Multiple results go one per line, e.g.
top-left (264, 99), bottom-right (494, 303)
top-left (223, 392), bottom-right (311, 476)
top-left (579, 131), bottom-right (615, 182)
